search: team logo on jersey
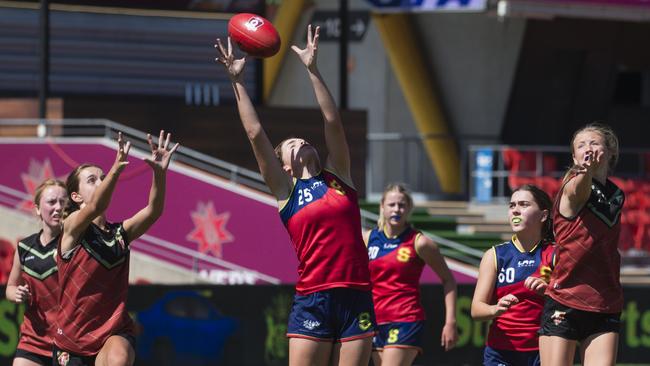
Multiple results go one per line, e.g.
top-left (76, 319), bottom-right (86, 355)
top-left (187, 201), bottom-right (234, 258)
top-left (383, 243), bottom-right (398, 250)
top-left (517, 259), bottom-right (536, 267)
top-left (302, 319), bottom-right (321, 330)
top-left (56, 351), bottom-right (70, 366)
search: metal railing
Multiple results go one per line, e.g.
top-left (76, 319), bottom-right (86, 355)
top-left (468, 144), bottom-right (650, 203)
top-left (0, 119), bottom-right (482, 270)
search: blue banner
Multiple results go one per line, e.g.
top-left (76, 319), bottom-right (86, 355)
top-left (365, 0), bottom-right (487, 12)
top-left (474, 148), bottom-right (494, 203)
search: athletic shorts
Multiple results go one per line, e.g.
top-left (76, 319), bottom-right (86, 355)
top-left (286, 288), bottom-right (376, 342)
top-left (538, 296), bottom-right (621, 341)
top-left (372, 321), bottom-right (424, 354)
top-left (15, 348), bottom-right (51, 365)
top-left (52, 333), bottom-right (136, 366)
top-left (483, 346), bottom-right (540, 366)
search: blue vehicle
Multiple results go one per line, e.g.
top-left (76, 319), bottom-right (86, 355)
top-left (135, 290), bottom-right (237, 366)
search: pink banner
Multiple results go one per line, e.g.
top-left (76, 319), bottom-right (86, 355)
top-left (0, 139), bottom-right (476, 284)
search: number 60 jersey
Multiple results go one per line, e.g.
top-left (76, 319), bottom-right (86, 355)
top-left (488, 236), bottom-right (556, 352)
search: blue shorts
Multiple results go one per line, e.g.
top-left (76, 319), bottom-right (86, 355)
top-left (483, 346), bottom-right (540, 366)
top-left (372, 321), bottom-right (424, 353)
top-left (286, 288), bottom-right (376, 342)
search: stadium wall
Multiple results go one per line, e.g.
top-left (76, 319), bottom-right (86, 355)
top-left (0, 285), bottom-right (647, 365)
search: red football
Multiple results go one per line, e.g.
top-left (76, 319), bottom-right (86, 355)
top-left (228, 13), bottom-right (281, 58)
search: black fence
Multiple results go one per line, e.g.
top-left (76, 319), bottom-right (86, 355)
top-left (0, 285), bottom-right (648, 365)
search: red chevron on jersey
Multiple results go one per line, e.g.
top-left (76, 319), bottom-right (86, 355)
top-left (54, 222), bottom-right (134, 356)
top-left (368, 227), bottom-right (426, 324)
top-left (279, 170), bottom-right (371, 295)
top-left (17, 232), bottom-right (59, 357)
top-left (487, 237), bottom-right (555, 352)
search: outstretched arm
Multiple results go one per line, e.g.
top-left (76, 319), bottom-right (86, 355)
top-left (216, 38), bottom-right (292, 200)
top-left (61, 132), bottom-right (130, 253)
top-left (559, 149), bottom-right (604, 218)
top-left (123, 130), bottom-right (179, 242)
top-left (292, 25), bottom-right (352, 186)
top-left (415, 234), bottom-right (458, 351)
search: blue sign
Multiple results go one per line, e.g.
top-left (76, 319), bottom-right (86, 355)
top-left (474, 148), bottom-right (493, 203)
top-left (365, 0), bottom-right (487, 12)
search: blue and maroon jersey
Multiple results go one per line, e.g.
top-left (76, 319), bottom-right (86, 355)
top-left (548, 176), bottom-right (624, 313)
top-left (279, 170), bottom-right (371, 295)
top-left (54, 222), bottom-right (134, 356)
top-left (487, 236), bottom-right (555, 352)
top-left (367, 227), bottom-right (426, 324)
top-left (17, 232), bottom-right (59, 357)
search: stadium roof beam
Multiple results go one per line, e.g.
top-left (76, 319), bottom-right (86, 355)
top-left (373, 13), bottom-right (460, 194)
top-left (263, 0), bottom-right (306, 103)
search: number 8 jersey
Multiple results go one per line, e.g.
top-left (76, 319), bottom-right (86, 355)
top-left (367, 226), bottom-right (425, 324)
top-left (279, 170), bottom-right (371, 295)
top-left (487, 236), bottom-right (555, 351)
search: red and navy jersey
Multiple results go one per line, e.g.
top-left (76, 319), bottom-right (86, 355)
top-left (548, 177), bottom-right (624, 313)
top-left (279, 170), bottom-right (371, 295)
top-left (54, 222), bottom-right (134, 356)
top-left (16, 232), bottom-right (59, 357)
top-left (487, 236), bottom-right (555, 352)
top-left (367, 227), bottom-right (426, 324)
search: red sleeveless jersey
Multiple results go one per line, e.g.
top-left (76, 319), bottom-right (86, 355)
top-left (487, 237), bottom-right (555, 351)
top-left (547, 177), bottom-right (624, 313)
top-left (54, 222), bottom-right (134, 356)
top-left (367, 227), bottom-right (426, 324)
top-left (279, 170), bottom-right (371, 295)
top-left (16, 232), bottom-right (59, 357)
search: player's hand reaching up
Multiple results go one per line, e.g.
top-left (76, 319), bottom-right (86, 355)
top-left (576, 149), bottom-right (605, 176)
top-left (215, 37), bottom-right (246, 82)
top-left (144, 130), bottom-right (179, 173)
top-left (291, 24), bottom-right (320, 71)
top-left (114, 132), bottom-right (131, 172)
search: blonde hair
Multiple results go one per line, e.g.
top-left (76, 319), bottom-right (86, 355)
top-left (377, 183), bottom-right (414, 229)
top-left (34, 179), bottom-right (66, 209)
top-left (562, 122), bottom-right (619, 184)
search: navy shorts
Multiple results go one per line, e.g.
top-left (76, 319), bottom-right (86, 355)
top-left (286, 288), bottom-right (376, 342)
top-left (15, 348), bottom-right (51, 365)
top-left (483, 346), bottom-right (540, 366)
top-left (372, 321), bottom-right (424, 353)
top-left (538, 296), bottom-right (621, 341)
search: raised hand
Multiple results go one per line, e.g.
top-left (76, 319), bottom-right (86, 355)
top-left (14, 284), bottom-right (30, 304)
top-left (144, 130), bottom-right (180, 172)
top-left (115, 132), bottom-right (131, 170)
top-left (576, 149), bottom-right (605, 176)
top-left (215, 37), bottom-right (246, 81)
top-left (291, 24), bottom-right (320, 70)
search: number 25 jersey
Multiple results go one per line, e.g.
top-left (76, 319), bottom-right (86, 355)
top-left (279, 170), bottom-right (371, 295)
